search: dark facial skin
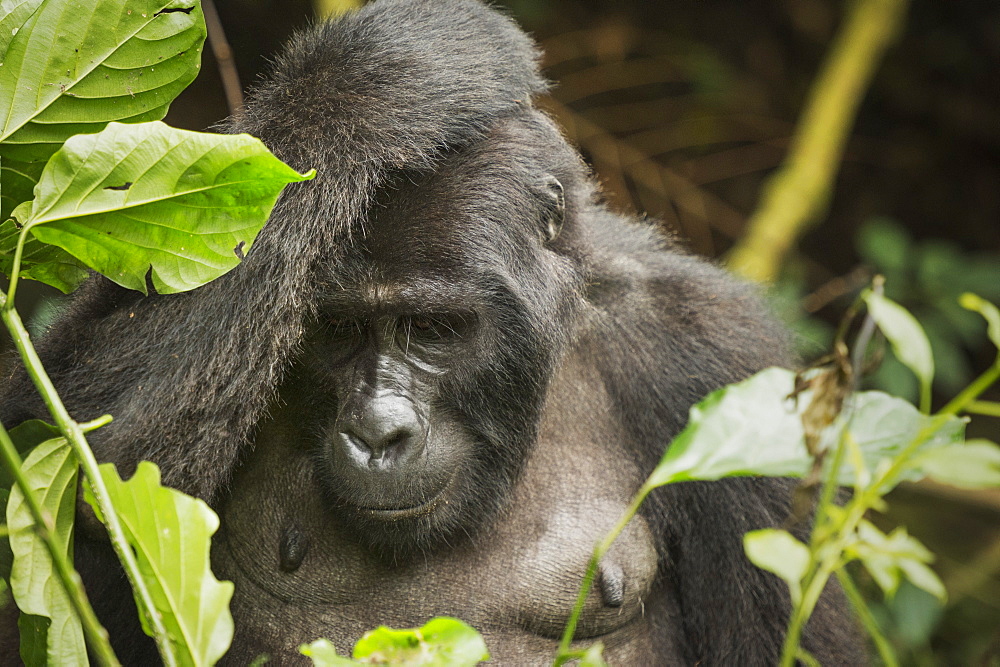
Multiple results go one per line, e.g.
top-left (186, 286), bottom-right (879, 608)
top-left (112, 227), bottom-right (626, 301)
top-left (284, 147), bottom-right (569, 556)
top-left (294, 303), bottom-right (484, 553)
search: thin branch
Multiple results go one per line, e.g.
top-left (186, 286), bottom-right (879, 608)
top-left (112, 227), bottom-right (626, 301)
top-left (728, 0), bottom-right (910, 283)
top-left (202, 0), bottom-right (243, 114)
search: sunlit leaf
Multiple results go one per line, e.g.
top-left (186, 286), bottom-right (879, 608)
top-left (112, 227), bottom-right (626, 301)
top-left (846, 521), bottom-right (945, 602)
top-left (352, 617), bottom-right (489, 666)
top-left (0, 0), bottom-right (206, 160)
top-left (578, 641), bottom-right (608, 667)
top-left (300, 638), bottom-right (359, 666)
top-left (960, 293), bottom-right (1000, 353)
top-left (0, 218), bottom-right (89, 293)
top-left (910, 440), bottom-right (1000, 490)
top-left (1, 157), bottom-right (44, 220)
top-left (10, 121), bottom-right (314, 294)
top-left (6, 437), bottom-right (84, 664)
top-left (84, 461), bottom-right (234, 666)
top-left (743, 529), bottom-right (810, 605)
top-left (644, 368), bottom-right (964, 490)
top-left (863, 290), bottom-right (934, 407)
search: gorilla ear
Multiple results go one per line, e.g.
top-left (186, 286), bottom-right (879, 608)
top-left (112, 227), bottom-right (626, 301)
top-left (540, 176), bottom-right (565, 243)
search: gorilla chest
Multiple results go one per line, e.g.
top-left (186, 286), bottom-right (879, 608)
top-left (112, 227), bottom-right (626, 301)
top-left (213, 429), bottom-right (661, 664)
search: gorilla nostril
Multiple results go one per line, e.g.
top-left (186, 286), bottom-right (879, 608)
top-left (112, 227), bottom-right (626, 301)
top-left (338, 422), bottom-right (425, 470)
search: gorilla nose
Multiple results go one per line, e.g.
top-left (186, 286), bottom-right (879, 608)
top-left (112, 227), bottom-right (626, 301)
top-left (337, 396), bottom-right (426, 471)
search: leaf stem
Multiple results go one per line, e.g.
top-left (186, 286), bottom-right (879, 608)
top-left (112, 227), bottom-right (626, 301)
top-left (835, 568), bottom-right (898, 667)
top-left (0, 305), bottom-right (178, 666)
top-left (966, 400), bottom-right (1000, 418)
top-left (938, 361), bottom-right (1000, 417)
top-left (3, 223), bottom-right (32, 308)
top-left (554, 484), bottom-right (651, 664)
top-left (0, 420), bottom-right (119, 666)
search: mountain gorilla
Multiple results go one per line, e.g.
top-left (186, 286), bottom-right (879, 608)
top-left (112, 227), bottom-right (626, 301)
top-left (0, 0), bottom-right (863, 663)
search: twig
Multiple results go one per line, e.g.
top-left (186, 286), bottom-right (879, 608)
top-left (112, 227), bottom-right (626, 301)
top-left (728, 0), bottom-right (910, 283)
top-left (202, 0), bottom-right (243, 114)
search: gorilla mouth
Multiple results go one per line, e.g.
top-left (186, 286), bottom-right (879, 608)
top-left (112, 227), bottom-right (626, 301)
top-left (352, 470), bottom-right (457, 522)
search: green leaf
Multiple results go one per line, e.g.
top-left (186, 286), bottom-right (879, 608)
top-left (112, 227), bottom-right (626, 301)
top-left (6, 437), bottom-right (84, 665)
top-left (0, 420), bottom-right (61, 491)
top-left (847, 521), bottom-right (945, 602)
top-left (0, 218), bottom-right (89, 292)
top-left (578, 642), bottom-right (608, 667)
top-left (847, 392), bottom-right (965, 491)
top-left (0, 0), bottom-right (206, 160)
top-left (644, 367), bottom-right (964, 491)
top-left (647, 368), bottom-right (814, 486)
top-left (18, 613), bottom-right (51, 666)
top-left (0, 420), bottom-right (62, 585)
top-left (1, 157), bottom-right (44, 220)
top-left (863, 290), bottom-right (935, 407)
top-left (743, 529), bottom-right (811, 605)
top-left (300, 638), bottom-right (360, 666)
top-left (352, 617), bottom-right (489, 666)
top-left (910, 439), bottom-right (1000, 489)
top-left (960, 293), bottom-right (1000, 354)
top-left (856, 218), bottom-right (911, 278)
top-left (10, 121), bottom-right (315, 294)
top-left (84, 461), bottom-right (234, 666)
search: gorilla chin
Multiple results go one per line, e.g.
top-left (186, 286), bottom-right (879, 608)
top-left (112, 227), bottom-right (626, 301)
top-left (316, 413), bottom-right (501, 553)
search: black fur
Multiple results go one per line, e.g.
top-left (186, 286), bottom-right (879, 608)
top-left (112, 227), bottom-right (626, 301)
top-left (0, 0), bottom-right (864, 663)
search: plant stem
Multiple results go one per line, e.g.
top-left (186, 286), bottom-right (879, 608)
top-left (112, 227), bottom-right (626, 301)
top-left (0, 305), bottom-right (178, 666)
top-left (939, 361), bottom-right (1000, 417)
top-left (3, 224), bottom-right (32, 308)
top-left (0, 420), bottom-right (120, 666)
top-left (780, 552), bottom-right (838, 666)
top-left (966, 400), bottom-right (1000, 418)
top-left (835, 568), bottom-right (898, 667)
top-left (554, 484), bottom-right (651, 665)
top-left (728, 0), bottom-right (910, 282)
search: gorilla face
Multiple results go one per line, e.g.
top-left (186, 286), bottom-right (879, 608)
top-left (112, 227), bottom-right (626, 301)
top-left (288, 120), bottom-right (581, 554)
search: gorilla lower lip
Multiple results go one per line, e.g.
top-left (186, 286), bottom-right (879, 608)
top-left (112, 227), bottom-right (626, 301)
top-left (357, 473), bottom-right (455, 521)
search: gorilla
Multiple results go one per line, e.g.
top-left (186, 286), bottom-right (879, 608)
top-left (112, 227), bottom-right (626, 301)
top-left (1, 0), bottom-right (863, 664)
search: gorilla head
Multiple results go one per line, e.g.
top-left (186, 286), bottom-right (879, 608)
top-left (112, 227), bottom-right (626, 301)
top-left (291, 114), bottom-right (585, 552)
top-left (0, 0), bottom-right (866, 663)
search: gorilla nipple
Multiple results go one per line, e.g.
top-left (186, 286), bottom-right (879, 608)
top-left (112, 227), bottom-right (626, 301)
top-left (598, 561), bottom-right (625, 608)
top-left (279, 524), bottom-right (309, 573)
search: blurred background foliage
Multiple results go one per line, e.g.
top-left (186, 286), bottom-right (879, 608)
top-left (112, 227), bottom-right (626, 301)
top-left (2, 0), bottom-right (998, 662)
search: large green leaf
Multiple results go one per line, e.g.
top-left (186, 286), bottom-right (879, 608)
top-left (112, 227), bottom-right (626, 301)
top-left (9, 121), bottom-right (315, 294)
top-left (0, 0), bottom-right (206, 161)
top-left (645, 368), bottom-right (964, 489)
top-left (6, 436), bottom-right (84, 665)
top-left (84, 461), bottom-right (234, 666)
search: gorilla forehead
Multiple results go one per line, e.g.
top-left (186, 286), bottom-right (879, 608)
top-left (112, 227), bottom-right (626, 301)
top-left (317, 114), bottom-right (578, 293)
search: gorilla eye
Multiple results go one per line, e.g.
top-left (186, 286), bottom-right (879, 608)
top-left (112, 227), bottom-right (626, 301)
top-left (405, 314), bottom-right (469, 342)
top-left (324, 316), bottom-right (363, 341)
